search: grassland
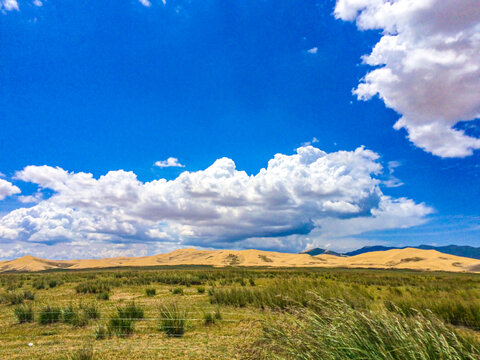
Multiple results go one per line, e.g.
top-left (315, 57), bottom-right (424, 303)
top-left (0, 267), bottom-right (479, 359)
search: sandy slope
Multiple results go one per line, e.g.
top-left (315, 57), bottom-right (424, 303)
top-left (314, 248), bottom-right (480, 273)
top-left (0, 248), bottom-right (479, 273)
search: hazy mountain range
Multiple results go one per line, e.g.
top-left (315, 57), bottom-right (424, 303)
top-left (301, 245), bottom-right (480, 260)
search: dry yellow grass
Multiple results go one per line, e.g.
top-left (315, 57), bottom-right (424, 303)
top-left (1, 248), bottom-right (479, 273)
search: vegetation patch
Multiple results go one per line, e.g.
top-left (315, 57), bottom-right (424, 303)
top-left (159, 303), bottom-right (186, 337)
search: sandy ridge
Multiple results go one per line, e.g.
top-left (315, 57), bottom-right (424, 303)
top-left (0, 248), bottom-right (479, 273)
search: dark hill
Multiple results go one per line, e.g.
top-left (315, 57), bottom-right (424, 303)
top-left (343, 245), bottom-right (480, 260)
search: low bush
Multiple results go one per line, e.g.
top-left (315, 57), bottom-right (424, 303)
top-left (39, 305), bottom-right (61, 324)
top-left (95, 325), bottom-right (107, 340)
top-left (61, 305), bottom-right (77, 324)
top-left (14, 305), bottom-right (34, 323)
top-left (197, 286), bottom-right (206, 294)
top-left (117, 302), bottom-right (144, 320)
top-left (159, 303), bottom-right (186, 337)
top-left (145, 288), bottom-right (156, 297)
top-left (172, 287), bottom-right (184, 295)
top-left (76, 281), bottom-right (110, 294)
top-left (96, 292), bottom-right (109, 301)
top-left (107, 315), bottom-right (133, 337)
top-left (82, 304), bottom-right (100, 320)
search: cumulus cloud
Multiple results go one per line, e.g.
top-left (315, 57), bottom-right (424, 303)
top-left (1, 0), bottom-right (18, 11)
top-left (335, 0), bottom-right (480, 158)
top-left (0, 179), bottom-right (20, 200)
top-left (0, 146), bottom-right (432, 258)
top-left (154, 157), bottom-right (185, 168)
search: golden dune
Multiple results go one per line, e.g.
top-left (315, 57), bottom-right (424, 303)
top-left (0, 248), bottom-right (479, 273)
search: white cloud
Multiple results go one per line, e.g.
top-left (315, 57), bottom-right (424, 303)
top-left (307, 47), bottom-right (318, 54)
top-left (335, 0), bottom-right (480, 158)
top-left (0, 179), bottom-right (20, 200)
top-left (138, 0), bottom-right (151, 7)
top-left (302, 137), bottom-right (319, 146)
top-left (33, 0), bottom-right (42, 7)
top-left (1, 0), bottom-right (18, 11)
top-left (18, 191), bottom-right (43, 204)
top-left (154, 157), bottom-right (185, 168)
top-left (383, 160), bottom-right (404, 188)
top-left (0, 146), bottom-right (432, 258)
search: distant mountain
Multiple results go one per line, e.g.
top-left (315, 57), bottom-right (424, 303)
top-left (300, 248), bottom-right (342, 257)
top-left (343, 245), bottom-right (480, 260)
top-left (344, 246), bottom-right (397, 257)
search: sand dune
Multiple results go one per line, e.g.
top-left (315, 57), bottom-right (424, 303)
top-left (0, 248), bottom-right (479, 273)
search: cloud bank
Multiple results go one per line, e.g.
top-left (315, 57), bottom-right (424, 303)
top-left (335, 0), bottom-right (480, 158)
top-left (0, 146), bottom-right (432, 259)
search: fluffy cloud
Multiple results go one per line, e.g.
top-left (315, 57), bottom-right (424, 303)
top-left (1, 0), bottom-right (18, 11)
top-left (138, 0), bottom-right (151, 7)
top-left (335, 0), bottom-right (480, 158)
top-left (0, 146), bottom-right (432, 258)
top-left (154, 157), bottom-right (185, 168)
top-left (0, 179), bottom-right (20, 200)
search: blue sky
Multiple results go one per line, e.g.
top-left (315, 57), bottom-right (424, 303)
top-left (0, 0), bottom-right (479, 259)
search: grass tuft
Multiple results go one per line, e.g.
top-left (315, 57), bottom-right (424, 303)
top-left (159, 303), bottom-right (186, 337)
top-left (14, 305), bottom-right (34, 323)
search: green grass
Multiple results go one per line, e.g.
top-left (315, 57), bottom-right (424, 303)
top-left (159, 302), bottom-right (186, 337)
top-left (39, 304), bottom-right (62, 324)
top-left (14, 305), bottom-right (34, 323)
top-left (0, 267), bottom-right (479, 359)
top-left (172, 286), bottom-right (184, 295)
top-left (256, 295), bottom-right (480, 360)
top-left (145, 287), bottom-right (156, 296)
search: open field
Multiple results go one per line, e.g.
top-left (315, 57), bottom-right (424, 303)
top-left (1, 267), bottom-right (479, 359)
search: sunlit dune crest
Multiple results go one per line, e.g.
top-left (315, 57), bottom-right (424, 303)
top-left (1, 248), bottom-right (479, 273)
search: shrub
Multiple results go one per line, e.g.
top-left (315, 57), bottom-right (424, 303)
top-left (106, 302), bottom-right (143, 337)
top-left (214, 307), bottom-right (222, 321)
top-left (159, 303), bottom-right (186, 337)
top-left (197, 286), bottom-right (206, 294)
top-left (96, 292), bottom-right (109, 301)
top-left (145, 288), bottom-right (156, 297)
top-left (23, 290), bottom-right (35, 301)
top-left (76, 281), bottom-right (110, 294)
top-left (72, 313), bottom-right (89, 328)
top-left (117, 302), bottom-right (144, 320)
top-left (82, 304), bottom-right (100, 320)
top-left (49, 280), bottom-right (58, 288)
top-left (39, 305), bottom-right (61, 324)
top-left (107, 315), bottom-right (133, 337)
top-left (14, 305), bottom-right (34, 323)
top-left (32, 279), bottom-right (45, 290)
top-left (1, 291), bottom-right (24, 305)
top-left (95, 325), bottom-right (107, 340)
top-left (61, 305), bottom-right (77, 324)
top-left (203, 312), bottom-right (215, 325)
top-left (172, 287), bottom-right (184, 295)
